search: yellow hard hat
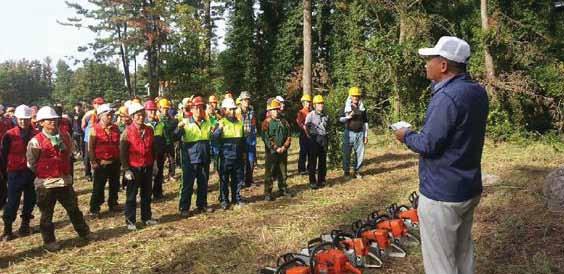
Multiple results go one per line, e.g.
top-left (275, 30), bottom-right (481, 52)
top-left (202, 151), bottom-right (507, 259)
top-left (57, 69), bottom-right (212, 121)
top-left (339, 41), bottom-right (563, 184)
top-left (348, 86), bottom-right (362, 97)
top-left (300, 94), bottom-right (312, 102)
top-left (236, 98), bottom-right (241, 105)
top-left (118, 106), bottom-right (129, 116)
top-left (313, 95), bottom-right (324, 104)
top-left (267, 99), bottom-right (281, 110)
top-left (209, 95), bottom-right (218, 103)
top-left (158, 98), bottom-right (171, 109)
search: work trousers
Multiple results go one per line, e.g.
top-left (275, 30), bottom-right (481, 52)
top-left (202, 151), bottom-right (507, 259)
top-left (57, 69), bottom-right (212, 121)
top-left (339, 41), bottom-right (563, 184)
top-left (419, 193), bottom-right (481, 274)
top-left (2, 170), bottom-right (36, 224)
top-left (36, 186), bottom-right (90, 244)
top-left (243, 143), bottom-right (256, 185)
top-left (179, 148), bottom-right (209, 212)
top-left (125, 166), bottom-right (153, 224)
top-left (90, 162), bottom-right (120, 213)
top-left (219, 158), bottom-right (243, 205)
top-left (83, 143), bottom-right (92, 178)
top-left (342, 129), bottom-right (365, 174)
top-left (264, 151), bottom-right (288, 195)
top-left (154, 144), bottom-right (175, 199)
top-left (298, 133), bottom-right (310, 173)
top-left (308, 139), bottom-right (327, 186)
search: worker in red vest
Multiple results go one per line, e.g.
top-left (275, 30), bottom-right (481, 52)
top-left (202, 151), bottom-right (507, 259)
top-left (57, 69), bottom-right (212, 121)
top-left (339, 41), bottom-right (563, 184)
top-left (1, 105), bottom-right (38, 241)
top-left (88, 104), bottom-right (121, 217)
top-left (120, 103), bottom-right (158, 230)
top-left (26, 106), bottom-right (92, 252)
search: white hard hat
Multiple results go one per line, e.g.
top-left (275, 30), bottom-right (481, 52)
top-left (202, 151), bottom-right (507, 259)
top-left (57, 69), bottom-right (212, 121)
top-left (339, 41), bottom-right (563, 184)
top-left (418, 36), bottom-right (471, 64)
top-left (127, 103), bottom-right (145, 116)
top-left (182, 97), bottom-right (190, 106)
top-left (275, 96), bottom-right (285, 103)
top-left (221, 98), bottom-right (237, 109)
top-left (36, 106), bottom-right (60, 121)
top-left (97, 103), bottom-right (113, 115)
top-left (14, 104), bottom-right (32, 119)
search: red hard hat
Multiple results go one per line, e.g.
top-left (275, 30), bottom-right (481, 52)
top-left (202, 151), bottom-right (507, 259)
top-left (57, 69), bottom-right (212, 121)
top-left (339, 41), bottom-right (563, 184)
top-left (93, 97), bottom-right (105, 105)
top-left (144, 100), bottom-right (157, 110)
top-left (192, 96), bottom-right (205, 106)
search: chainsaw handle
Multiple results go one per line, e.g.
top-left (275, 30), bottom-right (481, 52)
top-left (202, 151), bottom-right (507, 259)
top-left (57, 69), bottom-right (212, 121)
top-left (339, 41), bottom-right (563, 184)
top-left (351, 220), bottom-right (364, 234)
top-left (409, 191), bottom-right (419, 208)
top-left (275, 257), bottom-right (307, 274)
top-left (354, 223), bottom-right (374, 238)
top-left (332, 231), bottom-right (354, 249)
top-left (276, 253), bottom-right (300, 267)
top-left (307, 237), bottom-right (323, 254)
top-left (387, 203), bottom-right (399, 218)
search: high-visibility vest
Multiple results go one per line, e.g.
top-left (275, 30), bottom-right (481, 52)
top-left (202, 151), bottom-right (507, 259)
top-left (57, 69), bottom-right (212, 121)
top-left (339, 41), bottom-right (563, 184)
top-left (219, 118), bottom-right (243, 139)
top-left (181, 118), bottom-right (212, 143)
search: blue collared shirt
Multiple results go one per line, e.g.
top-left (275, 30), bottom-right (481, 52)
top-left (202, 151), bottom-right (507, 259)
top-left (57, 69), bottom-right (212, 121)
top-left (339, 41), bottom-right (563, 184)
top-left (404, 73), bottom-right (489, 202)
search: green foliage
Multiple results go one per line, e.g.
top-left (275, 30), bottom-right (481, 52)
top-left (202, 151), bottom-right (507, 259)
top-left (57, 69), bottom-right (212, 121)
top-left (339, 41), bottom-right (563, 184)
top-left (0, 60), bottom-right (52, 105)
top-left (69, 61), bottom-right (127, 106)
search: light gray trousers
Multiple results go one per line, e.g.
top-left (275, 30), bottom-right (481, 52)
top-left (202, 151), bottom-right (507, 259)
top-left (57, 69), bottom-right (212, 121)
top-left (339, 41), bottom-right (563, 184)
top-left (418, 193), bottom-right (481, 274)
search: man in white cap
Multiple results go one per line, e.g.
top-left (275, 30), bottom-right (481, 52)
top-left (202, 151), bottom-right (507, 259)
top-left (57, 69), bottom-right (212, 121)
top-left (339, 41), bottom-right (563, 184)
top-left (394, 36), bottom-right (489, 274)
top-left (88, 104), bottom-right (121, 217)
top-left (1, 105), bottom-right (39, 241)
top-left (27, 106), bottom-right (92, 251)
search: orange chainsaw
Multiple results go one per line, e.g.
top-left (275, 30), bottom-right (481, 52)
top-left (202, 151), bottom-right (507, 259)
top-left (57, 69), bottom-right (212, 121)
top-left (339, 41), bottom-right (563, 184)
top-left (260, 253), bottom-right (311, 274)
top-left (351, 220), bottom-right (406, 259)
top-left (386, 191), bottom-right (420, 230)
top-left (367, 210), bottom-right (420, 246)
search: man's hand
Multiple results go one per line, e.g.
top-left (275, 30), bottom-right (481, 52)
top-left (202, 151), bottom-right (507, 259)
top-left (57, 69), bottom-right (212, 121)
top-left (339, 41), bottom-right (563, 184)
top-left (363, 137), bottom-right (368, 144)
top-left (91, 160), bottom-right (99, 170)
top-left (276, 147), bottom-right (285, 154)
top-left (394, 128), bottom-right (409, 143)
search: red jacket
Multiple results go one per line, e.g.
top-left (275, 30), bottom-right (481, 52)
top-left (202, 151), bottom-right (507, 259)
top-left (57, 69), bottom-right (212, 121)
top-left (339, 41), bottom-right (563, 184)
top-left (5, 127), bottom-right (39, 172)
top-left (296, 107), bottom-right (310, 133)
top-left (34, 132), bottom-right (72, 178)
top-left (93, 123), bottom-right (120, 160)
top-left (127, 124), bottom-right (154, 168)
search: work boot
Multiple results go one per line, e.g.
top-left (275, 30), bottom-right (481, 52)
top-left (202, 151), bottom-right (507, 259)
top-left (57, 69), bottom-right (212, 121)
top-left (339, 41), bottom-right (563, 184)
top-left (309, 183), bottom-right (319, 190)
top-left (264, 194), bottom-right (274, 202)
top-left (1, 223), bottom-right (15, 241)
top-left (44, 241), bottom-right (61, 252)
top-left (220, 202), bottom-right (229, 210)
top-left (17, 218), bottom-right (32, 237)
top-left (180, 210), bottom-right (191, 218)
top-left (279, 189), bottom-right (295, 197)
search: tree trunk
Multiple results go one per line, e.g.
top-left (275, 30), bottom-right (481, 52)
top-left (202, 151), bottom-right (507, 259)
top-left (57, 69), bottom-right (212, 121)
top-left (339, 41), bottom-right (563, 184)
top-left (116, 22), bottom-right (133, 97)
top-left (203, 0), bottom-right (212, 79)
top-left (481, 0), bottom-right (496, 81)
top-left (302, 0), bottom-right (312, 96)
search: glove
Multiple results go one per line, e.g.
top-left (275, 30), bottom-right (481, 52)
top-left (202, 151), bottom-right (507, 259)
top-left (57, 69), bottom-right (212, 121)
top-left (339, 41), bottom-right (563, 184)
top-left (124, 170), bottom-right (134, 181)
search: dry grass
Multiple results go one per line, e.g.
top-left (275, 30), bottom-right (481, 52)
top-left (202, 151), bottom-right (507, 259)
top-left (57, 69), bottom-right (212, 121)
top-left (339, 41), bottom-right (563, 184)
top-left (0, 133), bottom-right (562, 274)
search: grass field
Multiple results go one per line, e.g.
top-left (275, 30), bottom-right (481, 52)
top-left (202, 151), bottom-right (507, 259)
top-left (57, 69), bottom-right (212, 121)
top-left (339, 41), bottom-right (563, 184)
top-left (0, 133), bottom-right (563, 274)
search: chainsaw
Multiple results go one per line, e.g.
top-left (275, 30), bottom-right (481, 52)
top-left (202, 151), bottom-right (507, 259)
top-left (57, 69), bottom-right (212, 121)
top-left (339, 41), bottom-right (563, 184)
top-left (329, 230), bottom-right (383, 269)
top-left (367, 210), bottom-right (420, 246)
top-left (351, 220), bottom-right (406, 259)
top-left (386, 191), bottom-right (420, 230)
top-left (282, 237), bottom-right (363, 274)
top-left (259, 253), bottom-right (310, 274)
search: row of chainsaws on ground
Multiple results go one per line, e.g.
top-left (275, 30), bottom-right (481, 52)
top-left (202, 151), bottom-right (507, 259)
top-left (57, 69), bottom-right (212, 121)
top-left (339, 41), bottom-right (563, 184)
top-left (260, 192), bottom-right (421, 274)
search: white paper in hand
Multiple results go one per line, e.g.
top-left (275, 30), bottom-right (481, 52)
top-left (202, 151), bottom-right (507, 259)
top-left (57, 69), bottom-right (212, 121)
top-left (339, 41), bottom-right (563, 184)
top-left (390, 121), bottom-right (412, 131)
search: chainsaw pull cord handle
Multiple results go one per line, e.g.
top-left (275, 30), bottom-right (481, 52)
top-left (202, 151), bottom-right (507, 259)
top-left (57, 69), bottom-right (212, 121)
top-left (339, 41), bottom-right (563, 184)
top-left (277, 253), bottom-right (301, 267)
top-left (275, 257), bottom-right (308, 274)
top-left (309, 242), bottom-right (335, 274)
top-left (332, 231), bottom-right (354, 250)
top-left (409, 191), bottom-right (419, 208)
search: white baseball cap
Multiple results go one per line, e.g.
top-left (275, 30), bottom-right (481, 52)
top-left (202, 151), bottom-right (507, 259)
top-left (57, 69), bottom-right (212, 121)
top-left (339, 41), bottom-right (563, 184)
top-left (275, 96), bottom-right (285, 103)
top-left (221, 98), bottom-right (237, 109)
top-left (418, 36), bottom-right (471, 64)
top-left (14, 104), bottom-right (32, 119)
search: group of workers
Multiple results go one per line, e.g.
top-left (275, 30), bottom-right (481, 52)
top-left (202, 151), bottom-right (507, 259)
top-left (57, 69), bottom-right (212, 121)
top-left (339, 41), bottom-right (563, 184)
top-left (0, 88), bottom-right (369, 252)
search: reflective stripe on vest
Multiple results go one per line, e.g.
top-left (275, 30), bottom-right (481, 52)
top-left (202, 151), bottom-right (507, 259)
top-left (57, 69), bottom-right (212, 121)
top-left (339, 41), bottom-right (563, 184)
top-left (126, 124), bottom-right (154, 168)
top-left (219, 118), bottom-right (243, 139)
top-left (35, 132), bottom-right (72, 178)
top-left (93, 123), bottom-right (120, 160)
top-left (182, 119), bottom-right (212, 143)
top-left (6, 127), bottom-right (38, 172)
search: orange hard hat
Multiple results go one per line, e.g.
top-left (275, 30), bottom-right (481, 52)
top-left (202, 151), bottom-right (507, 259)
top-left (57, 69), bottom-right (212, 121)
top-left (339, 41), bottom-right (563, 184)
top-left (192, 96), bottom-right (205, 106)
